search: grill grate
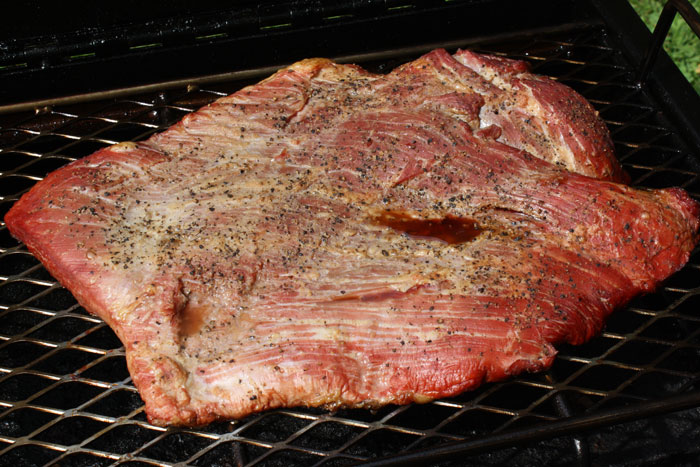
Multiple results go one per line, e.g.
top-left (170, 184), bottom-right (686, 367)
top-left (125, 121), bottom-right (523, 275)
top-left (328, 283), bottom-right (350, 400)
top-left (1, 24), bottom-right (700, 466)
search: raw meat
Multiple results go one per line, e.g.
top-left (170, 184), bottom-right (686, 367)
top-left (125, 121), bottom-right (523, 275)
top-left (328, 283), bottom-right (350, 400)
top-left (5, 49), bottom-right (699, 426)
top-left (453, 49), bottom-right (628, 182)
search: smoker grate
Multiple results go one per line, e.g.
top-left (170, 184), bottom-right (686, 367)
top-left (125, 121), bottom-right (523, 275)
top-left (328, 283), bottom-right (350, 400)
top-left (1, 23), bottom-right (700, 467)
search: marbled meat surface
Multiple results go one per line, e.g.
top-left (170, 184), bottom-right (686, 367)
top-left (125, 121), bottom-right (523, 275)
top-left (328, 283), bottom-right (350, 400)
top-left (5, 49), bottom-right (699, 426)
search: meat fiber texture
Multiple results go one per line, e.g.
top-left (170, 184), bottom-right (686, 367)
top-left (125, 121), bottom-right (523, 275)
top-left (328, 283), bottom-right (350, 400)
top-left (5, 49), bottom-right (700, 426)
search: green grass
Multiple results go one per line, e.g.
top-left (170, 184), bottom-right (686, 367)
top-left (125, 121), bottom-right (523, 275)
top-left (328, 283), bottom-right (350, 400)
top-left (628, 0), bottom-right (700, 93)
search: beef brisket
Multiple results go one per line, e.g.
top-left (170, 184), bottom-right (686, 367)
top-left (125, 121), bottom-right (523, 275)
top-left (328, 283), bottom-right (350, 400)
top-left (5, 49), bottom-right (699, 426)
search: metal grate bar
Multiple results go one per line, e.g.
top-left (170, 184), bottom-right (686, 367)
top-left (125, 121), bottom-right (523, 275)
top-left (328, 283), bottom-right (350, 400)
top-left (0, 20), bottom-right (601, 116)
top-left (358, 390), bottom-right (700, 467)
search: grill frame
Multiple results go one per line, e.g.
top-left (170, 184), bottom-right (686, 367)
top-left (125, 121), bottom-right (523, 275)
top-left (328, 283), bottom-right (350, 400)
top-left (2, 1), bottom-right (700, 466)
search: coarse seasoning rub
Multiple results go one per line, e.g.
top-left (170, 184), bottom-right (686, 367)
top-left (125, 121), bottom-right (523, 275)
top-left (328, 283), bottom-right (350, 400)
top-left (5, 49), bottom-right (699, 426)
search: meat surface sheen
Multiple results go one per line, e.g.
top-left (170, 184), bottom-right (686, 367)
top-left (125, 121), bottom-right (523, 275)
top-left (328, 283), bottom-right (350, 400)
top-left (5, 49), bottom-right (699, 426)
